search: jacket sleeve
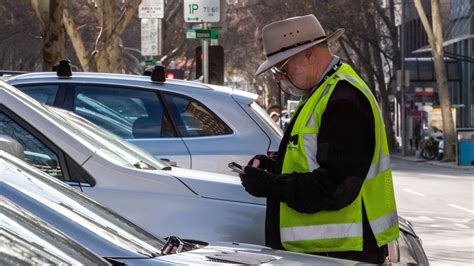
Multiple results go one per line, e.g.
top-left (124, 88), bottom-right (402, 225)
top-left (270, 81), bottom-right (375, 214)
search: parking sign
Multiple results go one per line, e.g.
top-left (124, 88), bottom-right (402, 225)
top-left (139, 0), bottom-right (164, 19)
top-left (184, 0), bottom-right (220, 23)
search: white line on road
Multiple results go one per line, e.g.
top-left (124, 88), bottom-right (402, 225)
top-left (430, 224), bottom-right (443, 227)
top-left (454, 223), bottom-right (470, 229)
top-left (448, 204), bottom-right (474, 214)
top-left (419, 216), bottom-right (435, 222)
top-left (402, 188), bottom-right (426, 197)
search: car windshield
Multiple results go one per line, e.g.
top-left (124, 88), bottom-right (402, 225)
top-left (1, 152), bottom-right (165, 256)
top-left (46, 105), bottom-right (169, 170)
top-left (1, 199), bottom-right (109, 265)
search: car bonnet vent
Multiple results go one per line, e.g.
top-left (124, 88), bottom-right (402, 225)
top-left (205, 252), bottom-right (277, 264)
top-left (206, 257), bottom-right (240, 264)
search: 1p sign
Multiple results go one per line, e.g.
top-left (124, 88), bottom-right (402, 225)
top-left (184, 0), bottom-right (220, 23)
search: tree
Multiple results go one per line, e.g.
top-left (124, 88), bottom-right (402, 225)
top-left (31, 0), bottom-right (66, 70)
top-left (414, 0), bottom-right (456, 161)
top-left (43, 0), bottom-right (141, 73)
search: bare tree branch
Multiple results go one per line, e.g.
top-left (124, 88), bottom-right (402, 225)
top-left (63, 7), bottom-right (94, 71)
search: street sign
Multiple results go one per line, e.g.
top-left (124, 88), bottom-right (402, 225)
top-left (184, 0), bottom-right (220, 23)
top-left (141, 18), bottom-right (158, 56)
top-left (186, 28), bottom-right (219, 39)
top-left (139, 0), bottom-right (164, 18)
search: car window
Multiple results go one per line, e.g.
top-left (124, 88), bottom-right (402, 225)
top-left (0, 111), bottom-right (64, 180)
top-left (74, 86), bottom-right (175, 139)
top-left (250, 102), bottom-right (283, 137)
top-left (18, 85), bottom-right (59, 105)
top-left (163, 93), bottom-right (232, 137)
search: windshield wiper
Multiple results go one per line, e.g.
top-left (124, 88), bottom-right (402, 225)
top-left (161, 236), bottom-right (198, 255)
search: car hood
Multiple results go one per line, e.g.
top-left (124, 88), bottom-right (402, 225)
top-left (158, 241), bottom-right (360, 265)
top-left (168, 167), bottom-right (265, 205)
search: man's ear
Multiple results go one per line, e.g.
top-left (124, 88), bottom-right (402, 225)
top-left (304, 48), bottom-right (313, 59)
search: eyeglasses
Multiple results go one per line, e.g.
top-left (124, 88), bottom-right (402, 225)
top-left (270, 57), bottom-right (292, 77)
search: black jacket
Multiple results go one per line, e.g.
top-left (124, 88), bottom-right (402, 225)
top-left (266, 81), bottom-right (387, 263)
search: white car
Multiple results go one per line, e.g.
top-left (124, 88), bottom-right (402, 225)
top-left (6, 69), bottom-right (282, 175)
top-left (0, 80), bottom-right (265, 244)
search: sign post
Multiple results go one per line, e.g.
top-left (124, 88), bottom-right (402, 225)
top-left (202, 23), bottom-right (209, 83)
top-left (184, 0), bottom-right (221, 84)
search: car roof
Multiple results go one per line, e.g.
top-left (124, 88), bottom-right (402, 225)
top-left (7, 72), bottom-right (258, 102)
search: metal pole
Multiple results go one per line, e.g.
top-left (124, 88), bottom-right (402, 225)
top-left (202, 23), bottom-right (209, 83)
top-left (401, 0), bottom-right (407, 156)
top-left (157, 18), bottom-right (163, 63)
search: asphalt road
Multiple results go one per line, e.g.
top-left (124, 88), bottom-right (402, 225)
top-left (391, 157), bottom-right (474, 265)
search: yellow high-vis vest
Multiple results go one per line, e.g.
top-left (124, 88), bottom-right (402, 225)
top-left (280, 63), bottom-right (399, 253)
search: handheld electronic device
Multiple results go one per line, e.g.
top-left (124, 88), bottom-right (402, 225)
top-left (228, 162), bottom-right (245, 174)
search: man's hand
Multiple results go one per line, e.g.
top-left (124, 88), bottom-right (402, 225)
top-left (239, 166), bottom-right (274, 197)
top-left (247, 154), bottom-right (276, 173)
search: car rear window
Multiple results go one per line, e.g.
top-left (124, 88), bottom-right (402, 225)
top-left (163, 93), bottom-right (233, 137)
top-left (250, 102), bottom-right (283, 137)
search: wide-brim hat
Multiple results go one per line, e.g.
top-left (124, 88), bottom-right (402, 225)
top-left (255, 14), bottom-right (344, 76)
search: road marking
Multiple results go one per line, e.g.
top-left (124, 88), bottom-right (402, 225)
top-left (454, 223), bottom-right (470, 229)
top-left (430, 224), bottom-right (443, 227)
top-left (402, 188), bottom-right (426, 197)
top-left (419, 216), bottom-right (435, 222)
top-left (448, 204), bottom-right (474, 214)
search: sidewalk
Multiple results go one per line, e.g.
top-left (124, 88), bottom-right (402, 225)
top-left (391, 153), bottom-right (474, 171)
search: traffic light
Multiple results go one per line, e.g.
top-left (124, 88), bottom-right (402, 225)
top-left (165, 69), bottom-right (185, 80)
top-left (195, 45), bottom-right (224, 85)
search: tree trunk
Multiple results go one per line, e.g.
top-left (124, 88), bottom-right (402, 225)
top-left (93, 0), bottom-right (141, 73)
top-left (415, 0), bottom-right (456, 161)
top-left (31, 0), bottom-right (65, 70)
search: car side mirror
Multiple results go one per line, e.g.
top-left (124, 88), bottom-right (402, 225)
top-left (0, 135), bottom-right (25, 160)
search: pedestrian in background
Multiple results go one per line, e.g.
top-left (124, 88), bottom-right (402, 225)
top-left (239, 14), bottom-right (399, 264)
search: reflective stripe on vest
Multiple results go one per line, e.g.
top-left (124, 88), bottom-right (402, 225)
top-left (303, 84), bottom-right (332, 171)
top-left (370, 211), bottom-right (398, 235)
top-left (281, 222), bottom-right (362, 242)
top-left (366, 154), bottom-right (391, 180)
top-left (280, 210), bottom-right (398, 242)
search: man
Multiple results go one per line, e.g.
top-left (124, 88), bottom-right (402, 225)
top-left (239, 14), bottom-right (399, 264)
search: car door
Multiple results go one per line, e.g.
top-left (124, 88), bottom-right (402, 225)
top-left (64, 84), bottom-right (191, 169)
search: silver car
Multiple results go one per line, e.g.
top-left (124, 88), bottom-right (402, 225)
top-left (0, 150), bottom-right (361, 265)
top-left (6, 71), bottom-right (282, 174)
top-left (0, 80), bottom-right (266, 245)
